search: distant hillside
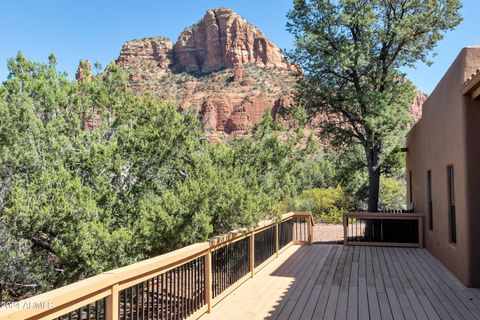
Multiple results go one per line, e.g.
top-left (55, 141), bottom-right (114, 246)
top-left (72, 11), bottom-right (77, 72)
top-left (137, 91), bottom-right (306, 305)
top-left (79, 8), bottom-right (427, 139)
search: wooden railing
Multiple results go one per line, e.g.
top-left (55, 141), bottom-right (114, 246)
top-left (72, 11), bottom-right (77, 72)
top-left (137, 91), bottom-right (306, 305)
top-left (343, 212), bottom-right (424, 248)
top-left (0, 212), bottom-right (314, 320)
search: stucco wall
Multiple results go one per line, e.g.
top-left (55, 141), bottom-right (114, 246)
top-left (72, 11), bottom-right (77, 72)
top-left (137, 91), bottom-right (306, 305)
top-left (406, 47), bottom-right (480, 287)
top-left (464, 77), bottom-right (480, 287)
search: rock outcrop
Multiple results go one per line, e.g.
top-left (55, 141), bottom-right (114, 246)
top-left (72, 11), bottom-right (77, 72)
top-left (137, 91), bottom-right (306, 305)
top-left (75, 60), bottom-right (101, 131)
top-left (75, 60), bottom-right (92, 81)
top-left (410, 91), bottom-right (428, 122)
top-left (173, 8), bottom-right (293, 73)
top-left (116, 37), bottom-right (174, 82)
top-left (114, 8), bottom-right (298, 139)
top-left (107, 7), bottom-right (425, 139)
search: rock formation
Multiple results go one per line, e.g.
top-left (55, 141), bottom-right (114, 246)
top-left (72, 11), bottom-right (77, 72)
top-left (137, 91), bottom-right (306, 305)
top-left (116, 37), bottom-right (174, 83)
top-left (410, 91), bottom-right (428, 122)
top-left (76, 60), bottom-right (100, 131)
top-left (114, 8), bottom-right (298, 140)
top-left (173, 8), bottom-right (293, 73)
top-left (75, 60), bottom-right (92, 81)
top-left (107, 8), bottom-right (426, 139)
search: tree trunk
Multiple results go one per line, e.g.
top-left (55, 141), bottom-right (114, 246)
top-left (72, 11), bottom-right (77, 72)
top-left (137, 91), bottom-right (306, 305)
top-left (368, 166), bottom-right (381, 212)
top-left (364, 145), bottom-right (381, 241)
top-left (365, 145), bottom-right (381, 212)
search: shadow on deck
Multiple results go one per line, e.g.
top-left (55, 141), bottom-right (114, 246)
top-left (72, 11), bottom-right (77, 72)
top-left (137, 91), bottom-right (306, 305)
top-left (201, 244), bottom-right (480, 320)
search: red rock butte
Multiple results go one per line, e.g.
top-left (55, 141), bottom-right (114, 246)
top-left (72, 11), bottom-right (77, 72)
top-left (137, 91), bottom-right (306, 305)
top-left (76, 8), bottom-right (425, 139)
top-left (113, 8), bottom-right (299, 140)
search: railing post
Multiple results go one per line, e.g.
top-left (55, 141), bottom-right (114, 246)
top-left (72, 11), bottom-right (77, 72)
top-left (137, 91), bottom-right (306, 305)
top-left (106, 283), bottom-right (118, 320)
top-left (206, 250), bottom-right (212, 313)
top-left (292, 217), bottom-right (296, 243)
top-left (418, 216), bottom-right (424, 248)
top-left (381, 219), bottom-right (384, 241)
top-left (343, 215), bottom-right (348, 246)
top-left (249, 231), bottom-right (255, 278)
top-left (308, 215), bottom-right (313, 245)
top-left (275, 222), bottom-right (279, 257)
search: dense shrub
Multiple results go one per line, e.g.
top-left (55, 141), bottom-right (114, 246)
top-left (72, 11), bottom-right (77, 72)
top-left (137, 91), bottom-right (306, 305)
top-left (0, 53), bottom-right (408, 301)
top-left (379, 177), bottom-right (407, 210)
top-left (0, 54), bottom-right (305, 300)
top-left (287, 187), bottom-right (350, 223)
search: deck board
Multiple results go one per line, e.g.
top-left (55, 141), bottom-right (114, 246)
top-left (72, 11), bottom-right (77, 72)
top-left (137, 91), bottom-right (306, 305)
top-left (289, 245), bottom-right (331, 319)
top-left (387, 247), bottom-right (429, 320)
top-left (377, 247), bottom-right (405, 320)
top-left (335, 245), bottom-right (353, 320)
top-left (371, 247), bottom-right (393, 320)
top-left (346, 243), bottom-right (360, 320)
top-left (312, 245), bottom-right (343, 319)
top-left (300, 246), bottom-right (334, 319)
top-left (383, 246), bottom-right (416, 320)
top-left (199, 244), bottom-right (480, 320)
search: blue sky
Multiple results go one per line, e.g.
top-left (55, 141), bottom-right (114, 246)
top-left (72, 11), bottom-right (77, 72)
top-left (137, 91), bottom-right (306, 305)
top-left (1, 0), bottom-right (479, 94)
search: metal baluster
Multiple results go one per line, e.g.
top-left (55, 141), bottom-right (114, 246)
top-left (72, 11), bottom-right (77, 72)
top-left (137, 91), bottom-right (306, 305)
top-left (122, 290), bottom-right (126, 320)
top-left (151, 278), bottom-right (155, 320)
top-left (229, 243), bottom-right (233, 287)
top-left (223, 247), bottom-right (226, 293)
top-left (212, 251), bottom-right (216, 298)
top-left (202, 257), bottom-right (206, 306)
top-left (198, 258), bottom-right (202, 308)
top-left (168, 272), bottom-right (171, 320)
top-left (193, 259), bottom-right (197, 310)
top-left (230, 243), bottom-right (233, 286)
top-left (156, 276), bottom-right (160, 320)
top-left (146, 280), bottom-right (150, 320)
top-left (95, 300), bottom-right (99, 320)
top-left (86, 304), bottom-right (91, 320)
top-left (128, 287), bottom-right (133, 320)
top-left (182, 264), bottom-right (186, 319)
top-left (187, 261), bottom-right (191, 316)
top-left (161, 273), bottom-right (165, 320)
top-left (189, 262), bottom-right (193, 315)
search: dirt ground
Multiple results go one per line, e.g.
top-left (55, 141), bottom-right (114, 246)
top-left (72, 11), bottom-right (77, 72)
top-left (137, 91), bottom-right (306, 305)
top-left (312, 223), bottom-right (344, 243)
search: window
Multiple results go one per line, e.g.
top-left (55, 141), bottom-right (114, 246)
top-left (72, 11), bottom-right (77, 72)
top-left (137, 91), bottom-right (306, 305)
top-left (447, 165), bottom-right (456, 244)
top-left (427, 170), bottom-right (433, 231)
top-left (409, 170), bottom-right (413, 208)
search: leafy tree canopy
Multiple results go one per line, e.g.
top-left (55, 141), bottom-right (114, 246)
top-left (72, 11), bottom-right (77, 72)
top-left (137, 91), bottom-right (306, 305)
top-left (0, 53), bottom-right (309, 300)
top-left (287, 0), bottom-right (462, 211)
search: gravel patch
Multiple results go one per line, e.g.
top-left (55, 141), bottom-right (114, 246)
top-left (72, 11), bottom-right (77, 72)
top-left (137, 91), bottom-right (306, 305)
top-left (312, 223), bottom-right (344, 243)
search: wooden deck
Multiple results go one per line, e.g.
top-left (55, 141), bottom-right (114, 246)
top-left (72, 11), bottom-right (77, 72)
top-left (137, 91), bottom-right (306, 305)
top-left (199, 244), bottom-right (480, 320)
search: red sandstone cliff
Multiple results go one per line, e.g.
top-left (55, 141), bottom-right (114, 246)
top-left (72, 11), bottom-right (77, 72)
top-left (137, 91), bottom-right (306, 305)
top-left (98, 8), bottom-right (425, 139)
top-left (173, 8), bottom-right (294, 73)
top-left (410, 90), bottom-right (428, 122)
top-left (114, 8), bottom-right (298, 140)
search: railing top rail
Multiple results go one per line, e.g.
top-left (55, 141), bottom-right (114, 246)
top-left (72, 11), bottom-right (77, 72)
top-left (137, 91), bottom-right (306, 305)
top-left (289, 211), bottom-right (315, 225)
top-left (0, 241), bottom-right (209, 320)
top-left (209, 229), bottom-right (250, 248)
top-left (344, 212), bottom-right (424, 219)
top-left (208, 212), bottom-right (310, 247)
top-left (0, 211), bottom-right (312, 320)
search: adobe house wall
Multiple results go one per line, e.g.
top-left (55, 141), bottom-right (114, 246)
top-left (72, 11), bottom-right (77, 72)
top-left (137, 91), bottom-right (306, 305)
top-left (406, 46), bottom-right (480, 287)
top-left (464, 73), bottom-right (480, 287)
